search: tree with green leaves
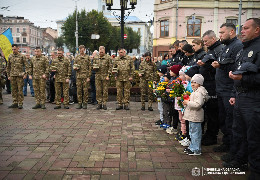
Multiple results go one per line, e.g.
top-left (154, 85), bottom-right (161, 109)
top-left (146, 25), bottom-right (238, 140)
top-left (54, 37), bottom-right (64, 48)
top-left (62, 9), bottom-right (141, 54)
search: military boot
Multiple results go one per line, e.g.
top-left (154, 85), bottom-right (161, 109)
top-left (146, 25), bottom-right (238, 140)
top-left (76, 103), bottom-right (82, 109)
top-left (41, 104), bottom-right (46, 109)
top-left (103, 104), bottom-right (107, 110)
top-left (148, 107), bottom-right (153, 111)
top-left (8, 103), bottom-right (18, 108)
top-left (54, 106), bottom-right (61, 109)
top-left (96, 104), bottom-right (102, 110)
top-left (82, 103), bottom-right (87, 109)
top-left (141, 105), bottom-right (145, 111)
top-left (124, 105), bottom-right (130, 110)
top-left (116, 105), bottom-right (123, 110)
top-left (18, 104), bottom-right (23, 109)
top-left (64, 105), bottom-right (70, 109)
top-left (32, 104), bottom-right (41, 109)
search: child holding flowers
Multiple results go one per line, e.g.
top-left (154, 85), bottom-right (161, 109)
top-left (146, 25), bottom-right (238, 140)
top-left (183, 74), bottom-right (209, 155)
top-left (172, 66), bottom-right (192, 146)
top-left (163, 65), bottom-right (182, 133)
top-left (154, 65), bottom-right (167, 125)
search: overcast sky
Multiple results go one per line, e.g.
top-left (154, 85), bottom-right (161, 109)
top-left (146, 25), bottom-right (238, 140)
top-left (0, 0), bottom-right (154, 29)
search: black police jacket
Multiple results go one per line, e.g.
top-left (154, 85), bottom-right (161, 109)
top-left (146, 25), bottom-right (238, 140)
top-left (170, 50), bottom-right (183, 66)
top-left (234, 35), bottom-right (260, 97)
top-left (200, 40), bottom-right (225, 96)
top-left (216, 37), bottom-right (243, 96)
top-left (188, 48), bottom-right (206, 66)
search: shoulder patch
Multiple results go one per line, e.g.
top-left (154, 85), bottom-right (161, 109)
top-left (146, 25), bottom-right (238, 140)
top-left (248, 51), bottom-right (253, 58)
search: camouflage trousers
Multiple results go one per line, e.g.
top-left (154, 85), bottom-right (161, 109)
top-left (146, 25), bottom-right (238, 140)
top-left (10, 76), bottom-right (24, 105)
top-left (33, 78), bottom-right (46, 105)
top-left (95, 78), bottom-right (109, 105)
top-left (55, 81), bottom-right (69, 106)
top-left (116, 80), bottom-right (131, 106)
top-left (140, 79), bottom-right (153, 107)
top-left (76, 78), bottom-right (89, 104)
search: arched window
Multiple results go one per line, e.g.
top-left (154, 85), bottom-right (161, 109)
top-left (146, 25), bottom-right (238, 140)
top-left (187, 18), bottom-right (201, 37)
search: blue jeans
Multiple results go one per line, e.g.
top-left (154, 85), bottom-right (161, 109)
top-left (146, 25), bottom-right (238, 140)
top-left (189, 121), bottom-right (202, 153)
top-left (23, 76), bottom-right (34, 96)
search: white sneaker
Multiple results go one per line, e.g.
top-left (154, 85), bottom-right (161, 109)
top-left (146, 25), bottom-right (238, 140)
top-left (179, 137), bottom-right (187, 144)
top-left (181, 138), bottom-right (190, 147)
top-left (166, 127), bottom-right (173, 134)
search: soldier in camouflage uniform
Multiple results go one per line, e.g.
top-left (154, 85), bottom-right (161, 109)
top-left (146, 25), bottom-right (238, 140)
top-left (0, 55), bottom-right (6, 105)
top-left (50, 48), bottom-right (71, 109)
top-left (93, 46), bottom-right (112, 110)
top-left (139, 52), bottom-right (157, 111)
top-left (74, 45), bottom-right (91, 109)
top-left (113, 48), bottom-right (134, 110)
top-left (7, 44), bottom-right (27, 109)
top-left (28, 47), bottom-right (49, 109)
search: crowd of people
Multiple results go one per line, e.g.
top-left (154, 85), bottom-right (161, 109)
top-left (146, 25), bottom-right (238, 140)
top-left (0, 17), bottom-right (259, 179)
top-left (151, 18), bottom-right (260, 179)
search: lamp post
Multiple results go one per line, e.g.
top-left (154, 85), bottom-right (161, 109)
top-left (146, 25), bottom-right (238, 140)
top-left (73, 0), bottom-right (79, 54)
top-left (105, 0), bottom-right (137, 48)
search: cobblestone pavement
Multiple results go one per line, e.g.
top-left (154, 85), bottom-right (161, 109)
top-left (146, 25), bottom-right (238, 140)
top-left (0, 92), bottom-right (248, 180)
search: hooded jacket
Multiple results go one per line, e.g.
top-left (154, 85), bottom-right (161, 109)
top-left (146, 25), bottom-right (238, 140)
top-left (183, 86), bottom-right (209, 122)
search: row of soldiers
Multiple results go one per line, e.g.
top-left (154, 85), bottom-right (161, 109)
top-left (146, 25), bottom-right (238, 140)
top-left (3, 44), bottom-right (158, 110)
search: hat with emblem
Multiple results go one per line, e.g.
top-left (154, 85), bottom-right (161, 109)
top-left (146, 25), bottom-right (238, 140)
top-left (158, 65), bottom-right (167, 74)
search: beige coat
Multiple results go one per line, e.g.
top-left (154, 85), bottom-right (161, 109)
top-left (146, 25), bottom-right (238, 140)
top-left (183, 86), bottom-right (209, 122)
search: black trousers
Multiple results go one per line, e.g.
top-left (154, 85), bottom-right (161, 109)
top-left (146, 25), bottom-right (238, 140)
top-left (162, 102), bottom-right (179, 128)
top-left (218, 95), bottom-right (234, 147)
top-left (233, 94), bottom-right (260, 173)
top-left (90, 73), bottom-right (96, 102)
top-left (49, 78), bottom-right (55, 102)
top-left (204, 98), bottom-right (219, 139)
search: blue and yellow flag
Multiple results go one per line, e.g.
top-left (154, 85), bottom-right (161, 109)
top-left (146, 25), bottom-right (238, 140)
top-left (0, 28), bottom-right (13, 61)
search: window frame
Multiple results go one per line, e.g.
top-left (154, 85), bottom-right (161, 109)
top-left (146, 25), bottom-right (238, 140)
top-left (187, 18), bottom-right (202, 37)
top-left (160, 20), bottom-right (169, 38)
top-left (226, 18), bottom-right (238, 26)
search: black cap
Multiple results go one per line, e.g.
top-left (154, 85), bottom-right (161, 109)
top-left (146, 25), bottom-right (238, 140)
top-left (158, 65), bottom-right (167, 74)
top-left (185, 66), bottom-right (200, 78)
top-left (232, 62), bottom-right (258, 75)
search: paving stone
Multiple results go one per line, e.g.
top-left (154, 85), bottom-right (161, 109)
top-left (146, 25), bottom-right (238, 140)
top-left (0, 95), bottom-right (248, 180)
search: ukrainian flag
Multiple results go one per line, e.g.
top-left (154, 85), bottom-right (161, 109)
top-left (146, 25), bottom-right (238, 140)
top-left (0, 28), bottom-right (14, 61)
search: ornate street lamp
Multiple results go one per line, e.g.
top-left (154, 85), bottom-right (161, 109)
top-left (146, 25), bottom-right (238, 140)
top-left (105, 0), bottom-right (137, 48)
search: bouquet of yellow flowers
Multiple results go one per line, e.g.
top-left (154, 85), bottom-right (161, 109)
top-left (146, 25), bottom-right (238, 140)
top-left (154, 81), bottom-right (168, 98)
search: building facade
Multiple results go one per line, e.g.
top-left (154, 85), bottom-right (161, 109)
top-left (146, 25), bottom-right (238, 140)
top-left (98, 0), bottom-right (153, 56)
top-left (153, 0), bottom-right (260, 57)
top-left (42, 27), bottom-right (58, 55)
top-left (0, 15), bottom-right (43, 55)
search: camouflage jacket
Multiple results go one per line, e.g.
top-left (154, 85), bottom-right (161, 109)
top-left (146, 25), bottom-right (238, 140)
top-left (74, 54), bottom-right (91, 79)
top-left (50, 56), bottom-right (71, 82)
top-left (0, 57), bottom-right (6, 76)
top-left (139, 60), bottom-right (157, 81)
top-left (93, 54), bottom-right (112, 80)
top-left (29, 55), bottom-right (49, 79)
top-left (113, 55), bottom-right (134, 81)
top-left (7, 53), bottom-right (27, 77)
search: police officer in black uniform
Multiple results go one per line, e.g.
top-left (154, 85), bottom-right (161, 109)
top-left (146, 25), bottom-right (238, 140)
top-left (197, 30), bottom-right (224, 146)
top-left (211, 23), bottom-right (243, 154)
top-left (224, 18), bottom-right (260, 179)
